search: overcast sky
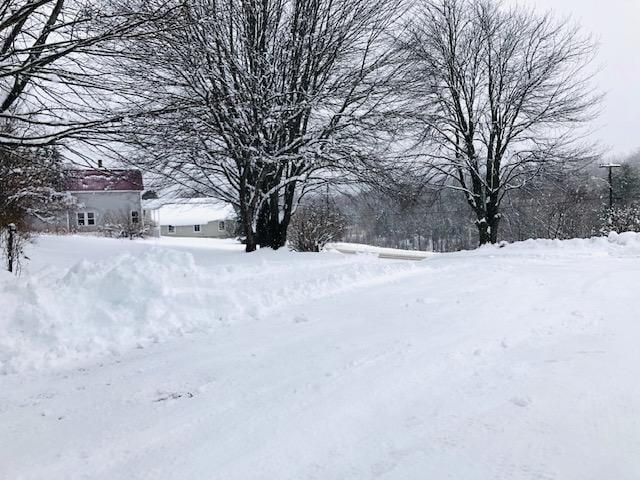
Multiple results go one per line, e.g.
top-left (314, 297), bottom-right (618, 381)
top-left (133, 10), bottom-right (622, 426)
top-left (516, 0), bottom-right (640, 158)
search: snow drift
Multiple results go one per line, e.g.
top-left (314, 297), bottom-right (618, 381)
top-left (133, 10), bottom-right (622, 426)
top-left (2, 232), bottom-right (640, 374)
top-left (0, 245), bottom-right (419, 374)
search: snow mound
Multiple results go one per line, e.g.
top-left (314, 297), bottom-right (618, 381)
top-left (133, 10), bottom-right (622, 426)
top-left (607, 231), bottom-right (640, 256)
top-left (470, 232), bottom-right (640, 258)
top-left (607, 231), bottom-right (640, 245)
top-left (0, 250), bottom-right (203, 373)
top-left (496, 236), bottom-right (609, 252)
top-left (0, 248), bottom-right (418, 374)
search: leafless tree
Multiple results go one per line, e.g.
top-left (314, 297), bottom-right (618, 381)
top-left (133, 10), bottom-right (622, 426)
top-left (0, 0), bottom-right (173, 147)
top-left (396, 0), bottom-right (600, 245)
top-left (106, 0), bottom-right (404, 252)
top-left (0, 139), bottom-right (71, 230)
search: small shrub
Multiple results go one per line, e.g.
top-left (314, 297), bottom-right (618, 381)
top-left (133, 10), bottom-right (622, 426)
top-left (601, 205), bottom-right (640, 234)
top-left (288, 199), bottom-right (346, 252)
top-left (101, 212), bottom-right (150, 239)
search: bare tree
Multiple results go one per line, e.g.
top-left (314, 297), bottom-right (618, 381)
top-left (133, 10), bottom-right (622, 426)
top-left (500, 169), bottom-right (605, 241)
top-left (0, 0), bottom-right (173, 147)
top-left (396, 0), bottom-right (600, 245)
top-left (106, 0), bottom-right (404, 252)
top-left (0, 139), bottom-right (71, 230)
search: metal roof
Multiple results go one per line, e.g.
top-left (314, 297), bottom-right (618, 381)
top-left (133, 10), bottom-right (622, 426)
top-left (65, 169), bottom-right (144, 192)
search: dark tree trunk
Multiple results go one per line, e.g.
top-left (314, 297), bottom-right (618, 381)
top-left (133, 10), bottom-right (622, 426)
top-left (256, 202), bottom-right (289, 249)
top-left (243, 218), bottom-right (257, 252)
top-left (476, 212), bottom-right (500, 245)
top-left (477, 220), bottom-right (490, 245)
top-left (255, 204), bottom-right (272, 248)
top-left (256, 197), bottom-right (284, 249)
top-left (489, 216), bottom-right (500, 243)
top-left (255, 183), bottom-right (297, 250)
top-left (245, 236), bottom-right (257, 253)
top-left (239, 173), bottom-right (257, 253)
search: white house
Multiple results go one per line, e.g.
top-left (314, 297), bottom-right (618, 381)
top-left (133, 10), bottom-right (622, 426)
top-left (34, 168), bottom-right (145, 233)
top-left (147, 199), bottom-right (237, 238)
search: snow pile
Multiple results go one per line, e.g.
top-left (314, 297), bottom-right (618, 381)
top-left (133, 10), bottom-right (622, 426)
top-left (607, 231), bottom-right (640, 255)
top-left (0, 250), bottom-right (203, 373)
top-left (474, 232), bottom-right (640, 258)
top-left (490, 236), bottom-right (610, 254)
top-left (0, 246), bottom-right (418, 374)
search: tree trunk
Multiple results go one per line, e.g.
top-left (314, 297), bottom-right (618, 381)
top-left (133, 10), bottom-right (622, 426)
top-left (476, 214), bottom-right (500, 245)
top-left (239, 195), bottom-right (257, 253)
top-left (255, 184), bottom-right (296, 250)
top-left (245, 240), bottom-right (257, 252)
top-left (489, 216), bottom-right (500, 244)
top-left (477, 219), bottom-right (490, 246)
top-left (244, 224), bottom-right (257, 252)
top-left (256, 198), bottom-right (284, 249)
top-left (255, 204), bottom-right (272, 248)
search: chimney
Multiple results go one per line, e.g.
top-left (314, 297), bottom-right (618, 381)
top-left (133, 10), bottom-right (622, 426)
top-left (98, 160), bottom-right (103, 168)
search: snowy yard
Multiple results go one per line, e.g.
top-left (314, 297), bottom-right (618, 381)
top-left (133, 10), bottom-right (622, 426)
top-left (2, 234), bottom-right (640, 479)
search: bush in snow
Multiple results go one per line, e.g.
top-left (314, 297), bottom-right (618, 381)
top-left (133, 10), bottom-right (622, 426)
top-left (288, 199), bottom-right (346, 252)
top-left (601, 205), bottom-right (640, 234)
top-left (100, 211), bottom-right (150, 240)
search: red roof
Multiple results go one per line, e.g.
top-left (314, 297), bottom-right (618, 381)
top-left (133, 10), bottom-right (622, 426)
top-left (65, 169), bottom-right (144, 192)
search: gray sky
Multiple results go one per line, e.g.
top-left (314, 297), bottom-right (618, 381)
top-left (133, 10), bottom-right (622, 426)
top-left (517, 0), bottom-right (640, 158)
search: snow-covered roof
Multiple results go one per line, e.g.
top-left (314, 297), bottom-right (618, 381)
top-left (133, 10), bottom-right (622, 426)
top-left (141, 199), bottom-right (164, 210)
top-left (65, 169), bottom-right (144, 192)
top-left (153, 199), bottom-right (236, 226)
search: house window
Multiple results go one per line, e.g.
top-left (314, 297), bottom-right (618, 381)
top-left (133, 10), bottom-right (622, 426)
top-left (194, 225), bottom-right (201, 232)
top-left (168, 225), bottom-right (175, 233)
top-left (131, 211), bottom-right (140, 224)
top-left (77, 212), bottom-right (96, 227)
top-left (218, 221), bottom-right (225, 231)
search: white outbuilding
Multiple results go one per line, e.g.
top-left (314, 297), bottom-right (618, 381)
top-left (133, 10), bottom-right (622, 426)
top-left (144, 198), bottom-right (237, 238)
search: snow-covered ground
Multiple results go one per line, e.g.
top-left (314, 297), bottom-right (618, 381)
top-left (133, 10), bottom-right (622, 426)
top-left (1, 234), bottom-right (640, 479)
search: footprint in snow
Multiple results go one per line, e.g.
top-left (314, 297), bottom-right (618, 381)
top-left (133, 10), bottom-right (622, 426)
top-left (154, 391), bottom-right (194, 403)
top-left (510, 396), bottom-right (532, 408)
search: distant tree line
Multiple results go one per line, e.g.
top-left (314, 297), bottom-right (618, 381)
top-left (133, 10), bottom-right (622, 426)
top-left (335, 157), bottom-right (640, 251)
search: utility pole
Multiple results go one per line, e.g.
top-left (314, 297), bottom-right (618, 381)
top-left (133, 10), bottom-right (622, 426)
top-left (6, 223), bottom-right (16, 273)
top-left (599, 163), bottom-right (622, 210)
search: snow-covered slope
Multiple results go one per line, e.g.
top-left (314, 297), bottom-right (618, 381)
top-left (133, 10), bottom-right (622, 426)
top-left (1, 234), bottom-right (640, 479)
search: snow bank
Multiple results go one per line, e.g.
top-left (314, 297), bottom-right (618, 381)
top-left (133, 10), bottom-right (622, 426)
top-left (4, 232), bottom-right (639, 375)
top-left (333, 232), bottom-right (640, 259)
top-left (471, 232), bottom-right (640, 257)
top-left (1, 250), bottom-right (202, 373)
top-left (0, 246), bottom-right (419, 374)
top-left (608, 231), bottom-right (640, 245)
